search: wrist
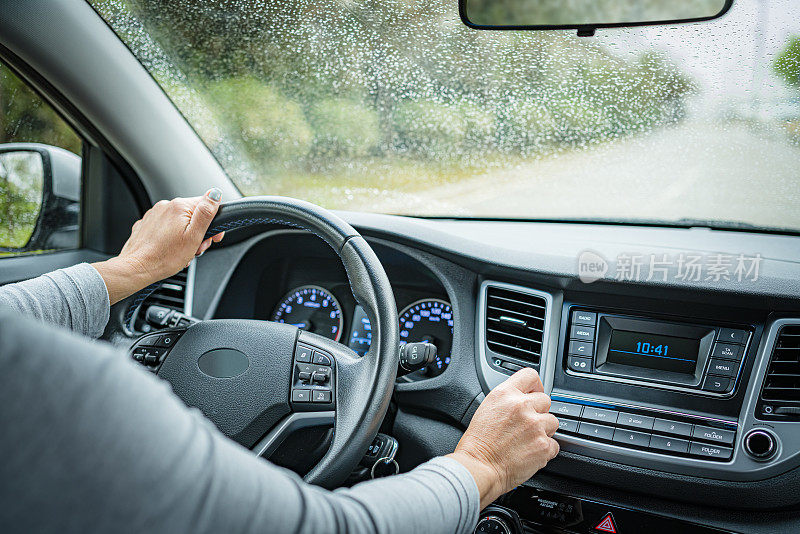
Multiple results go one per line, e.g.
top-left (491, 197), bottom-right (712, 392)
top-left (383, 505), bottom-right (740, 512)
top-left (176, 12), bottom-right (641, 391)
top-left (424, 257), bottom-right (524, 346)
top-left (446, 450), bottom-right (504, 509)
top-left (91, 255), bottom-right (155, 305)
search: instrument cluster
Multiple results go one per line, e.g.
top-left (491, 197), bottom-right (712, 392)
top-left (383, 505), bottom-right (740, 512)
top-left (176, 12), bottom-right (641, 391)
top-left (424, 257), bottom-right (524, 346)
top-left (271, 285), bottom-right (453, 379)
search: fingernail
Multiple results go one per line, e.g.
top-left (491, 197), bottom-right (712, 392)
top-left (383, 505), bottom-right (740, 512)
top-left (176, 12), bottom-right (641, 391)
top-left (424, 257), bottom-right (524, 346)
top-left (197, 250), bottom-right (205, 257)
top-left (207, 188), bottom-right (222, 202)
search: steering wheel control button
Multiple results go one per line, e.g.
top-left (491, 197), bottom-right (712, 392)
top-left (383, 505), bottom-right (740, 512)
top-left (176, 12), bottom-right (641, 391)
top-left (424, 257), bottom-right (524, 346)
top-left (612, 428), bottom-right (651, 448)
top-left (557, 418), bottom-right (579, 434)
top-left (577, 422), bottom-right (614, 441)
top-left (550, 401), bottom-right (583, 418)
top-left (569, 325), bottom-right (595, 342)
top-left (649, 435), bottom-right (690, 454)
top-left (617, 413), bottom-right (655, 431)
top-left (292, 389), bottom-right (312, 403)
top-left (711, 342), bottom-right (742, 361)
top-left (312, 352), bottom-right (332, 366)
top-left (311, 390), bottom-right (332, 403)
top-left (743, 429), bottom-right (777, 460)
top-left (692, 425), bottom-right (735, 445)
top-left (717, 328), bottom-right (747, 345)
top-left (702, 375), bottom-right (732, 393)
top-left (652, 418), bottom-right (693, 438)
top-left (298, 371), bottom-right (312, 382)
top-left (155, 333), bottom-right (180, 348)
top-left (572, 310), bottom-right (597, 326)
top-left (294, 345), bottom-right (313, 363)
top-left (567, 355), bottom-right (592, 372)
top-left (689, 442), bottom-right (733, 460)
top-left (311, 370), bottom-right (330, 384)
top-left (582, 407), bottom-right (618, 425)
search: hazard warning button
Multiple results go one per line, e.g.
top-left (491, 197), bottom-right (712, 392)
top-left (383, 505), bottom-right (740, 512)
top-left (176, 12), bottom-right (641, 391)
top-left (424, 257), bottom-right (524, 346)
top-left (594, 513), bottom-right (617, 533)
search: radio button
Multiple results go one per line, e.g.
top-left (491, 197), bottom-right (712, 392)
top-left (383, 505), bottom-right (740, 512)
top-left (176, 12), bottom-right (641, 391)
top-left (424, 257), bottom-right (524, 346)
top-left (717, 328), bottom-right (747, 345)
top-left (711, 343), bottom-right (742, 361)
top-left (689, 441), bottom-right (733, 460)
top-left (550, 401), bottom-right (583, 418)
top-left (572, 310), bottom-right (596, 326)
top-left (708, 359), bottom-right (738, 377)
top-left (567, 355), bottom-right (593, 373)
top-left (617, 412), bottom-right (655, 431)
top-left (582, 407), bottom-right (619, 425)
top-left (557, 418), bottom-right (579, 434)
top-left (650, 435), bottom-right (690, 454)
top-left (692, 425), bottom-right (735, 445)
top-left (578, 422), bottom-right (614, 441)
top-left (702, 375), bottom-right (732, 393)
top-left (568, 340), bottom-right (594, 357)
top-left (570, 325), bottom-right (595, 341)
top-left (652, 418), bottom-right (693, 437)
top-left (612, 428), bottom-right (651, 448)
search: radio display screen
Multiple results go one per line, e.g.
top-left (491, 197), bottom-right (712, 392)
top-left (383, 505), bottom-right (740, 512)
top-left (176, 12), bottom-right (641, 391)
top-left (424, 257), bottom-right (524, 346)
top-left (606, 330), bottom-right (700, 375)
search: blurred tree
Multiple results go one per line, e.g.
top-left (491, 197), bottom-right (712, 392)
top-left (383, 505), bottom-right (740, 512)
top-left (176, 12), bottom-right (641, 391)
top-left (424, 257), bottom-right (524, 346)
top-left (774, 36), bottom-right (800, 87)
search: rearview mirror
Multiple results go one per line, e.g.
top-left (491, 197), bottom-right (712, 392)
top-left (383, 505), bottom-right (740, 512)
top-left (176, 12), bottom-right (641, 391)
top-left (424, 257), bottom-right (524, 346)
top-left (0, 143), bottom-right (81, 253)
top-left (460, 0), bottom-right (732, 35)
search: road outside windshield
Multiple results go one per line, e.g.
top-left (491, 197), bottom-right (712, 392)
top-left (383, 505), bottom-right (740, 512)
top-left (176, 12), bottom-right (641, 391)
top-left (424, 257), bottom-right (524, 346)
top-left (92, 0), bottom-right (800, 231)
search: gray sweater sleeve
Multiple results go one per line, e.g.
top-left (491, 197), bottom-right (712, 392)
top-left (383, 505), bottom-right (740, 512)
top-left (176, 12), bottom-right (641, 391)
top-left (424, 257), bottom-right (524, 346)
top-left (0, 310), bottom-right (479, 533)
top-left (0, 262), bottom-right (110, 338)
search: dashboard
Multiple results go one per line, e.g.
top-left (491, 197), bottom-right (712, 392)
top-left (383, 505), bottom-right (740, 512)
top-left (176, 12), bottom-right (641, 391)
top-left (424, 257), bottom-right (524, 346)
top-left (181, 216), bottom-right (800, 533)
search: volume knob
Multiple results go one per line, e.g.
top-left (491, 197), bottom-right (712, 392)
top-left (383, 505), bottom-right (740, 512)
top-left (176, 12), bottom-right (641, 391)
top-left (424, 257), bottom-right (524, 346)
top-left (744, 429), bottom-right (777, 460)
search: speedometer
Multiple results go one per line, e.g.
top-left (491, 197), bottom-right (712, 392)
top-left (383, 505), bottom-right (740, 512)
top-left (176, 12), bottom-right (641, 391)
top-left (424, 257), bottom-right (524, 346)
top-left (271, 285), bottom-right (343, 341)
top-left (398, 299), bottom-right (453, 377)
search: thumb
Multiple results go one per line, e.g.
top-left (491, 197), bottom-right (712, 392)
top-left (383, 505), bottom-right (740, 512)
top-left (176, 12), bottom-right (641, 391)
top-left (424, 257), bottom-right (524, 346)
top-left (504, 367), bottom-right (544, 394)
top-left (188, 188), bottom-right (222, 239)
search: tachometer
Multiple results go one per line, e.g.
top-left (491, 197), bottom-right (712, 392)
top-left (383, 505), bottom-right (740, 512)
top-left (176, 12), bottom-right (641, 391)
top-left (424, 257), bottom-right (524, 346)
top-left (271, 285), bottom-right (343, 341)
top-left (398, 299), bottom-right (453, 377)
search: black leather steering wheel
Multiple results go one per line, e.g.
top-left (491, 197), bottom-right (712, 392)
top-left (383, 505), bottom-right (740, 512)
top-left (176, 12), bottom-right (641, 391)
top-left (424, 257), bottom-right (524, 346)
top-left (132, 197), bottom-right (399, 488)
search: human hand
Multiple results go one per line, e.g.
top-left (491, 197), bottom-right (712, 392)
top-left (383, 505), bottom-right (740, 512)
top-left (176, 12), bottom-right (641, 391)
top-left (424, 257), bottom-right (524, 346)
top-left (447, 368), bottom-right (559, 509)
top-left (93, 188), bottom-right (225, 304)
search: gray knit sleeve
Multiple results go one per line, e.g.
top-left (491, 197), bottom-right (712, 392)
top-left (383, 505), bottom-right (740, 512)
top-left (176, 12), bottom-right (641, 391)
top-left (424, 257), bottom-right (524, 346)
top-left (0, 262), bottom-right (110, 338)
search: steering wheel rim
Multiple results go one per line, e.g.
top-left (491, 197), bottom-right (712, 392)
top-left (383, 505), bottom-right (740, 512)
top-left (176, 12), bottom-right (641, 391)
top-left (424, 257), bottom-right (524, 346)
top-left (135, 196), bottom-right (399, 488)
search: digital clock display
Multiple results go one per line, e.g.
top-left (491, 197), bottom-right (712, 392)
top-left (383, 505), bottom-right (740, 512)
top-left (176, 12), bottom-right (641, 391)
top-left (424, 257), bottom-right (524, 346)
top-left (606, 330), bottom-right (700, 374)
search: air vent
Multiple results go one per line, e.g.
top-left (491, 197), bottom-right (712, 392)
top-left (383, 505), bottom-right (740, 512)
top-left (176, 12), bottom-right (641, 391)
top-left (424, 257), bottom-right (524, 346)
top-left (132, 268), bottom-right (189, 333)
top-left (759, 325), bottom-right (800, 420)
top-left (485, 285), bottom-right (547, 365)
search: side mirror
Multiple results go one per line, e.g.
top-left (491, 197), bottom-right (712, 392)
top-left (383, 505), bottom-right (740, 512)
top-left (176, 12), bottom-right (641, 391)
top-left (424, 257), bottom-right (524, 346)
top-left (0, 143), bottom-right (81, 254)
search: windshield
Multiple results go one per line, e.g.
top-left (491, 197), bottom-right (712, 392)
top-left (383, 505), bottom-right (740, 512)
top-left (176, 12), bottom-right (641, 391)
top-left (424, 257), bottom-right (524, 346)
top-left (91, 0), bottom-right (800, 231)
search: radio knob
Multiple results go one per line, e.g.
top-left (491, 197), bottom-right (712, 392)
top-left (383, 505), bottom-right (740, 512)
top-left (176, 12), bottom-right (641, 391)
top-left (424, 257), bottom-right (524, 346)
top-left (743, 429), bottom-right (777, 460)
top-left (474, 515), bottom-right (514, 534)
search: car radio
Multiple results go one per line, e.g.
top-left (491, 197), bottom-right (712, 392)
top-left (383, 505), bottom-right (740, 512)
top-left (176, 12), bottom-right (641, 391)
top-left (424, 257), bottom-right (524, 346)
top-left (565, 309), bottom-right (751, 396)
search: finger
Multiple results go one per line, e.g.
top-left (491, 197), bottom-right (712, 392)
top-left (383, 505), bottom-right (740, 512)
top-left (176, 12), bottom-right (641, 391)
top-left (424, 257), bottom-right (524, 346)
top-left (543, 413), bottom-right (559, 437)
top-left (504, 367), bottom-right (544, 394)
top-left (196, 239), bottom-right (213, 256)
top-left (548, 437), bottom-right (560, 460)
top-left (525, 392), bottom-right (551, 413)
top-left (211, 231), bottom-right (225, 243)
top-left (187, 188), bottom-right (222, 239)
top-left (196, 237), bottom-right (213, 256)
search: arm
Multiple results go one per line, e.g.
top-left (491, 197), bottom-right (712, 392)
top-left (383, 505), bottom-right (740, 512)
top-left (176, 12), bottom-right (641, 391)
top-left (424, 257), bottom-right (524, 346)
top-left (0, 309), bottom-right (557, 533)
top-left (0, 188), bottom-right (224, 337)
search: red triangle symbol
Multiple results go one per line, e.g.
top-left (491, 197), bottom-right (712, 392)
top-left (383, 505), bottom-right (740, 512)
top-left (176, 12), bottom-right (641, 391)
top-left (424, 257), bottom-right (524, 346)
top-left (595, 513), bottom-right (617, 533)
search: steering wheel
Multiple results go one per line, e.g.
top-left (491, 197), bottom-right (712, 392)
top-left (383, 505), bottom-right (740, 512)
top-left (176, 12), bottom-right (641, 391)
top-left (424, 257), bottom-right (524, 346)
top-left (131, 197), bottom-right (399, 488)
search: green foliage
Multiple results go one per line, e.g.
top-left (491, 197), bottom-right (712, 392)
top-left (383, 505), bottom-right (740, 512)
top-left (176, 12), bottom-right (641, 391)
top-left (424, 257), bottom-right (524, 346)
top-left (306, 99), bottom-right (380, 158)
top-left (205, 78), bottom-right (312, 165)
top-left (774, 37), bottom-right (800, 88)
top-left (0, 154), bottom-right (43, 249)
top-left (0, 65), bottom-right (81, 154)
top-left (392, 100), bottom-right (495, 157)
